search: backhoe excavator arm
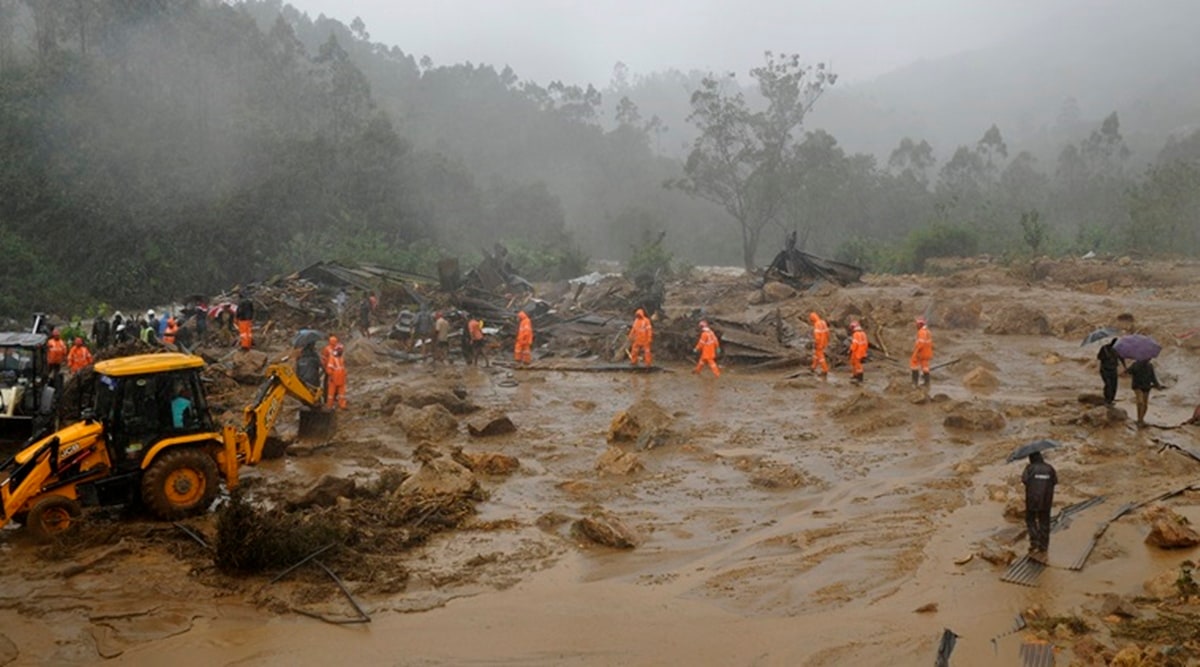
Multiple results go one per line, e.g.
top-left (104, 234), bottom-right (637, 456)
top-left (223, 363), bottom-right (328, 483)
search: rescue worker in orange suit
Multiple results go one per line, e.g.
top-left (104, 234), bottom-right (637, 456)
top-left (514, 311), bottom-right (533, 366)
top-left (162, 316), bottom-right (179, 347)
top-left (235, 294), bottom-right (254, 350)
top-left (849, 321), bottom-right (869, 384)
top-left (809, 311), bottom-right (829, 378)
top-left (67, 337), bottom-right (93, 373)
top-left (693, 321), bottom-right (721, 377)
top-left (47, 329), bottom-right (67, 376)
top-left (910, 316), bottom-right (933, 388)
top-left (628, 308), bottom-right (653, 367)
top-left (321, 335), bottom-right (339, 368)
top-left (324, 343), bottom-right (347, 410)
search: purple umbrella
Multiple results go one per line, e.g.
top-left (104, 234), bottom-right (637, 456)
top-left (1114, 334), bottom-right (1161, 361)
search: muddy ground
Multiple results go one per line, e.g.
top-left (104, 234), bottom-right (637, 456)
top-left (2, 257), bottom-right (1200, 666)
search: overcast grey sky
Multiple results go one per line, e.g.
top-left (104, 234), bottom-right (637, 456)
top-left (284, 0), bottom-right (1088, 86)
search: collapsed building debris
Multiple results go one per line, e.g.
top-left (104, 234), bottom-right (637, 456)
top-left (765, 231), bottom-right (864, 289)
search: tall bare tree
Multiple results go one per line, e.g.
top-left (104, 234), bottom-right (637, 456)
top-left (671, 52), bottom-right (835, 270)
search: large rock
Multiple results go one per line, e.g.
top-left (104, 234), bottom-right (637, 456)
top-left (1143, 567), bottom-right (1181, 599)
top-left (983, 303), bottom-right (1052, 336)
top-left (451, 449), bottom-right (520, 476)
top-left (943, 402), bottom-right (1006, 431)
top-left (230, 349), bottom-right (269, 384)
top-left (399, 456), bottom-right (478, 497)
top-left (288, 475), bottom-right (357, 510)
top-left (571, 511), bottom-right (640, 549)
top-left (608, 398), bottom-right (673, 444)
top-left (398, 404), bottom-right (460, 442)
top-left (760, 281), bottom-right (797, 302)
top-left (466, 411), bottom-right (517, 437)
top-left (937, 300), bottom-right (983, 329)
top-left (595, 446), bottom-right (644, 476)
top-left (962, 366), bottom-right (999, 391)
top-left (1070, 405), bottom-right (1127, 428)
top-left (1143, 505), bottom-right (1200, 549)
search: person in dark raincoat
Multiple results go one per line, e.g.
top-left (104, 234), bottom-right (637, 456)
top-left (1097, 338), bottom-right (1125, 405)
top-left (1022, 451), bottom-right (1057, 563)
top-left (1128, 359), bottom-right (1163, 427)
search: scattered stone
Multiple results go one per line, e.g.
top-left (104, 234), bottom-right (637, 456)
top-left (745, 462), bottom-right (807, 489)
top-left (230, 349), bottom-right (269, 384)
top-left (288, 475), bottom-right (357, 510)
top-left (608, 398), bottom-right (673, 444)
top-left (1143, 504), bottom-right (1200, 549)
top-left (536, 511), bottom-right (571, 531)
top-left (1077, 393), bottom-right (1107, 406)
top-left (595, 446), bottom-right (644, 476)
top-left (404, 386), bottom-right (479, 415)
top-left (452, 449), bottom-right (520, 476)
top-left (978, 541), bottom-right (1016, 565)
top-left (1143, 568), bottom-right (1180, 599)
top-left (913, 602), bottom-right (938, 613)
top-left (1071, 636), bottom-right (1112, 667)
top-left (1117, 255), bottom-right (1132, 266)
top-left (399, 456), bottom-right (478, 497)
top-left (1110, 645), bottom-right (1146, 667)
top-left (572, 400), bottom-right (597, 412)
top-left (466, 410), bottom-right (517, 437)
top-left (398, 404), bottom-right (460, 442)
top-left (572, 511), bottom-right (640, 549)
top-left (1097, 593), bottom-right (1139, 619)
top-left (760, 281), bottom-right (797, 302)
top-left (943, 402), bottom-right (1006, 431)
top-left (1079, 279), bottom-right (1108, 295)
top-left (962, 366), bottom-right (999, 391)
top-left (1069, 405), bottom-right (1127, 427)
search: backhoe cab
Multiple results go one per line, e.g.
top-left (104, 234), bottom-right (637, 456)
top-left (0, 352), bottom-right (332, 541)
top-left (0, 332), bottom-right (56, 449)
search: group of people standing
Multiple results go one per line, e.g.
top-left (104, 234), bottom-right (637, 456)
top-left (1096, 337), bottom-right (1164, 427)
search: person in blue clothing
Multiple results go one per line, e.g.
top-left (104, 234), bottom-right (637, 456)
top-left (171, 385), bottom-right (195, 429)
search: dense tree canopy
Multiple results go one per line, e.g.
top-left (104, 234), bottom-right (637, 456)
top-left (0, 0), bottom-right (1196, 319)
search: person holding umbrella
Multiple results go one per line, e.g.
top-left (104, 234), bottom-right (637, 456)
top-left (1097, 338), bottom-right (1125, 405)
top-left (1129, 358), bottom-right (1163, 427)
top-left (1022, 450), bottom-right (1057, 564)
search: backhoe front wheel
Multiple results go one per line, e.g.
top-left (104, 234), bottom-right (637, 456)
top-left (141, 448), bottom-right (219, 520)
top-left (27, 495), bottom-right (82, 543)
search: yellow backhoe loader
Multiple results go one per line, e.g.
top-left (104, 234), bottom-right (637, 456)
top-left (0, 352), bottom-right (334, 540)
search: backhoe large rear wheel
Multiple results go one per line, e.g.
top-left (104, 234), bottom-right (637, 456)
top-left (141, 448), bottom-right (219, 520)
top-left (27, 495), bottom-right (82, 543)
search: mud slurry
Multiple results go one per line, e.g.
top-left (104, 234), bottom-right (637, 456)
top-left (2, 257), bottom-right (1200, 665)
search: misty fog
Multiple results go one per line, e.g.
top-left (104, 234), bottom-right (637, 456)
top-left (1, 0), bottom-right (1198, 317)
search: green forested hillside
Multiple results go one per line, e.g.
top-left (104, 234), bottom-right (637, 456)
top-left (2, 0), bottom-right (1198, 319)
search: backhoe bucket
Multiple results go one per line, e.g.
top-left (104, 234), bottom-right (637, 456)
top-left (298, 409), bottom-right (336, 443)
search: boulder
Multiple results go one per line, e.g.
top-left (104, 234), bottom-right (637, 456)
top-left (399, 404), bottom-right (459, 442)
top-left (452, 449), bottom-right (520, 476)
top-left (937, 300), bottom-right (983, 329)
top-left (1097, 593), bottom-right (1139, 619)
top-left (230, 349), bottom-right (269, 384)
top-left (1143, 505), bottom-right (1200, 549)
top-left (1071, 405), bottom-right (1127, 427)
top-left (962, 366), bottom-right (999, 391)
top-left (608, 398), bottom-right (673, 444)
top-left (404, 386), bottom-right (478, 414)
top-left (399, 456), bottom-right (478, 497)
top-left (466, 411), bottom-right (517, 437)
top-left (943, 402), bottom-right (1006, 431)
top-left (287, 475), bottom-right (357, 510)
top-left (761, 281), bottom-right (797, 302)
top-left (571, 511), bottom-right (640, 549)
top-left (1144, 568), bottom-right (1181, 599)
top-left (595, 446), bottom-right (644, 476)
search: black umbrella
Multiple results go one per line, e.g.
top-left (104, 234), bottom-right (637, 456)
top-left (1080, 327), bottom-right (1120, 346)
top-left (1006, 438), bottom-right (1060, 463)
top-left (292, 329), bottom-right (326, 349)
